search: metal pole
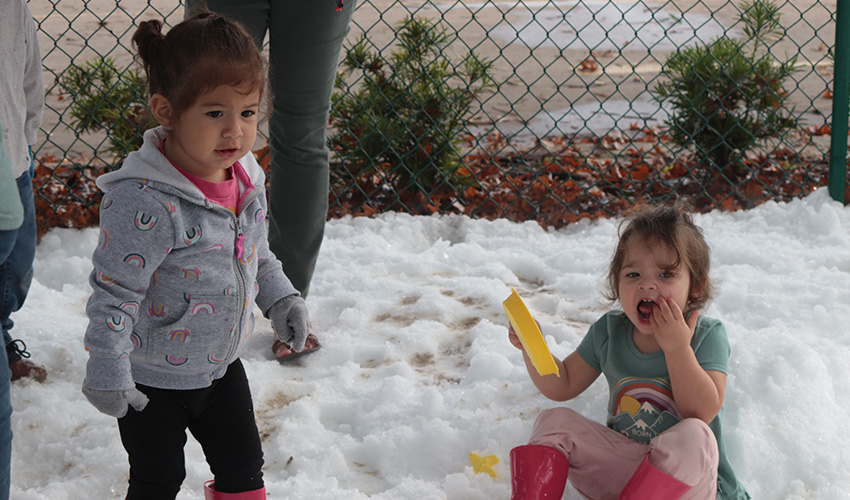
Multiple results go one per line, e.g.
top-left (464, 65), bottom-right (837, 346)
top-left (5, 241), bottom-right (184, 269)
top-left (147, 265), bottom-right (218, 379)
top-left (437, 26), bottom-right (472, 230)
top-left (829, 0), bottom-right (850, 203)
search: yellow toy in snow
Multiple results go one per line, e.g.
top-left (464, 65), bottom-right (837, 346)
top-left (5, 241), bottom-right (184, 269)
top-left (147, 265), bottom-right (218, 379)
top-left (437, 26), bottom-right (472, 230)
top-left (469, 452), bottom-right (500, 478)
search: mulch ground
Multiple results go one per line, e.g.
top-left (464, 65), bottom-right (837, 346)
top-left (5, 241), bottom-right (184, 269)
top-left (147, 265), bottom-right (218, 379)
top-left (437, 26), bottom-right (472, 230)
top-left (32, 126), bottom-right (844, 240)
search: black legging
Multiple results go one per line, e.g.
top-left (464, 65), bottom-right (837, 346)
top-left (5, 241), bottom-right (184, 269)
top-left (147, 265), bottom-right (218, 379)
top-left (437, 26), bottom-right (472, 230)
top-left (118, 359), bottom-right (264, 499)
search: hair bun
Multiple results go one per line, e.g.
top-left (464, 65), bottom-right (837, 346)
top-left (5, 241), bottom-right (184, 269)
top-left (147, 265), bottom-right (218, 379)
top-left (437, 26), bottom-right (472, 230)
top-left (131, 13), bottom-right (267, 119)
top-left (132, 19), bottom-right (166, 67)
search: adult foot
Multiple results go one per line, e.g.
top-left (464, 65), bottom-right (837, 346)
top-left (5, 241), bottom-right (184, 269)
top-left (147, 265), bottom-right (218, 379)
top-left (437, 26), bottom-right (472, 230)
top-left (272, 332), bottom-right (321, 362)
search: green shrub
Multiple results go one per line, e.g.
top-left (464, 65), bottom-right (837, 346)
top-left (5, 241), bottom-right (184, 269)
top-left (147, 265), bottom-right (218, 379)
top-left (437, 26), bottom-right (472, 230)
top-left (61, 57), bottom-right (157, 159)
top-left (329, 16), bottom-right (494, 198)
top-left (653, 0), bottom-right (797, 177)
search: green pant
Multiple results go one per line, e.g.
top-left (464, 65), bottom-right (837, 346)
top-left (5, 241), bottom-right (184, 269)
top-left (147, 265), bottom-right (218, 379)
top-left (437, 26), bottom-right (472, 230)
top-left (186, 0), bottom-right (356, 296)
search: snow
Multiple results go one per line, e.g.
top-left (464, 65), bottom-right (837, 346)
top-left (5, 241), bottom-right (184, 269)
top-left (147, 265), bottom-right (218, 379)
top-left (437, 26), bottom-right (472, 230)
top-left (8, 189), bottom-right (850, 499)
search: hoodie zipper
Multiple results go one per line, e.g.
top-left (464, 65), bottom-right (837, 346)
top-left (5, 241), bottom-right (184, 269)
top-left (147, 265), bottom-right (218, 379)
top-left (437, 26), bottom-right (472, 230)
top-left (225, 216), bottom-right (247, 364)
top-left (211, 188), bottom-right (262, 369)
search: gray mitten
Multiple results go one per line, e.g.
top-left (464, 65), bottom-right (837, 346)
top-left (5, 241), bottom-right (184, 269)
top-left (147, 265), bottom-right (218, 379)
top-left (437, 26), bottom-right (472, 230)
top-left (82, 386), bottom-right (149, 418)
top-left (267, 295), bottom-right (310, 352)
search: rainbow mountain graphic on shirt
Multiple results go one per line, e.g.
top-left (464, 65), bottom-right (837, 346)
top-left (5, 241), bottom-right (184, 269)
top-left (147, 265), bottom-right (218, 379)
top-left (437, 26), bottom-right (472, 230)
top-left (608, 376), bottom-right (682, 443)
top-left (610, 400), bottom-right (682, 443)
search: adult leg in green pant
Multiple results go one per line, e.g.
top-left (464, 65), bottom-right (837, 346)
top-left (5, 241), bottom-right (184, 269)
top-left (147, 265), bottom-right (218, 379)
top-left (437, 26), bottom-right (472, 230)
top-left (185, 0), bottom-right (356, 359)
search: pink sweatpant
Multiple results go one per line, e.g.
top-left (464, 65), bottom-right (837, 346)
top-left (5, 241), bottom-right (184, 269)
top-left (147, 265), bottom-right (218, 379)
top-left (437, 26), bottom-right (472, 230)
top-left (528, 407), bottom-right (719, 500)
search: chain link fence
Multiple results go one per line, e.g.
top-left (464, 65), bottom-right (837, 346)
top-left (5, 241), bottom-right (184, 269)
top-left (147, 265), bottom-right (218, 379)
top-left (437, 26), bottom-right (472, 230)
top-left (28, 0), bottom-right (845, 235)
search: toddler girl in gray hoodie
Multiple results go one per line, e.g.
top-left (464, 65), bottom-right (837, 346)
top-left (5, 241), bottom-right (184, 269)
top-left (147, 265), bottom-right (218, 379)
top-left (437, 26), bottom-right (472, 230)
top-left (82, 13), bottom-right (308, 500)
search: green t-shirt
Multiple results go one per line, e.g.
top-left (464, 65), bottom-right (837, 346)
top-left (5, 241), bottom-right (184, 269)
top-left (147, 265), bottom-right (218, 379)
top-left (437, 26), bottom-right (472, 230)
top-left (577, 310), bottom-right (750, 500)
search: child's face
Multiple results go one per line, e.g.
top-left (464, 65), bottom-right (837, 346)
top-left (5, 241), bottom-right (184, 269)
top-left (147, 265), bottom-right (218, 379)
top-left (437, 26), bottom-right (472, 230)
top-left (618, 237), bottom-right (692, 335)
top-left (164, 84), bottom-right (260, 182)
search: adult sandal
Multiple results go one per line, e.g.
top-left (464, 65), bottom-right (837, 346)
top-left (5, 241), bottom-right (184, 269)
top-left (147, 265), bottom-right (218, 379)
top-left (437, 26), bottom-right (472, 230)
top-left (272, 332), bottom-right (321, 362)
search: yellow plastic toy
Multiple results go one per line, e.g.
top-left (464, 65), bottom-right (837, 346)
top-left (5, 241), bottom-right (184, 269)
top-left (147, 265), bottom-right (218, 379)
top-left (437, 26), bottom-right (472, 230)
top-left (469, 452), bottom-right (500, 478)
top-left (503, 288), bottom-right (560, 377)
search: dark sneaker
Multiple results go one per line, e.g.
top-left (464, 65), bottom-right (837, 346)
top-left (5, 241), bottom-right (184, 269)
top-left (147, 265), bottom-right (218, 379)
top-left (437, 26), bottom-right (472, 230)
top-left (10, 359), bottom-right (47, 383)
top-left (7, 339), bottom-right (47, 383)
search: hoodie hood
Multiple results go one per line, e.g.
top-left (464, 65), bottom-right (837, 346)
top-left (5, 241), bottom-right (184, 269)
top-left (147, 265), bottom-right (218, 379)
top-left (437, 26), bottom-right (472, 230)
top-left (96, 126), bottom-right (266, 203)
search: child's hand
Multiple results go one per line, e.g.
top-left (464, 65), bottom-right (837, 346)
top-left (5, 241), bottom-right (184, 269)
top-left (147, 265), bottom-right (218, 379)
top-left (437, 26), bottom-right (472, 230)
top-left (650, 296), bottom-right (698, 354)
top-left (508, 324), bottom-right (524, 350)
top-left (507, 319), bottom-right (542, 351)
top-left (82, 386), bottom-right (149, 418)
top-left (268, 295), bottom-right (310, 352)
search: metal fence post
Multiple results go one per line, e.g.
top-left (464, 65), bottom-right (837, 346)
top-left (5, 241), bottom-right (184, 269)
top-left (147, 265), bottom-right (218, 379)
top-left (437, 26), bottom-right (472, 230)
top-left (830, 1), bottom-right (849, 203)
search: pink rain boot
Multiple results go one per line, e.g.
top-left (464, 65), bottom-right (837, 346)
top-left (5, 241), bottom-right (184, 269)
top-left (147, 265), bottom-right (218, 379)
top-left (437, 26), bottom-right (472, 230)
top-left (203, 480), bottom-right (266, 499)
top-left (618, 455), bottom-right (691, 500)
top-left (510, 444), bottom-right (569, 499)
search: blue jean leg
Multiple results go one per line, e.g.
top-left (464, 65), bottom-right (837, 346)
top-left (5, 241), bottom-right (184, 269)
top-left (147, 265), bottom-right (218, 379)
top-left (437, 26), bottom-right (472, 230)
top-left (0, 344), bottom-right (9, 500)
top-left (0, 172), bottom-right (27, 500)
top-left (0, 171), bottom-right (36, 363)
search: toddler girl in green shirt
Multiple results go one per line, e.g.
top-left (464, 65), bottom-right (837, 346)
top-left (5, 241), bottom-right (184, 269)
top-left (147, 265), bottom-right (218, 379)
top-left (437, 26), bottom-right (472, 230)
top-left (508, 202), bottom-right (748, 500)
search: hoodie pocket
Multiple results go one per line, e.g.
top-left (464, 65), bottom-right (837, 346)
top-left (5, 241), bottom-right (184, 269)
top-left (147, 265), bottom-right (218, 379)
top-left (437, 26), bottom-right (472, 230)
top-left (143, 294), bottom-right (238, 368)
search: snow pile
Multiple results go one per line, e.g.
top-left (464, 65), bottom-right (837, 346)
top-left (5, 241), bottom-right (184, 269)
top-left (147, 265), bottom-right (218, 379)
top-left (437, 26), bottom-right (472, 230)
top-left (7, 189), bottom-right (849, 499)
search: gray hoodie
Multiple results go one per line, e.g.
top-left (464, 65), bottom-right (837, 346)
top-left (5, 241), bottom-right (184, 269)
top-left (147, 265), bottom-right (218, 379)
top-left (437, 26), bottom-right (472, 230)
top-left (84, 127), bottom-right (298, 391)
